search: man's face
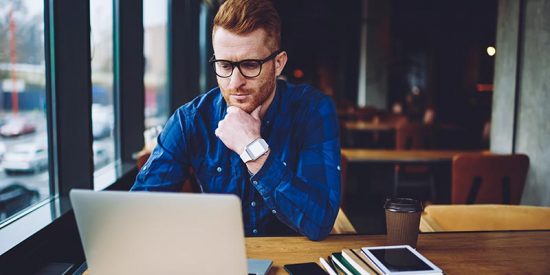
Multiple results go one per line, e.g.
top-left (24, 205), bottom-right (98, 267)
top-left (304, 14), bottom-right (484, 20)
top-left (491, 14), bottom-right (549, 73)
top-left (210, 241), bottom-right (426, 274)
top-left (212, 28), bottom-right (283, 114)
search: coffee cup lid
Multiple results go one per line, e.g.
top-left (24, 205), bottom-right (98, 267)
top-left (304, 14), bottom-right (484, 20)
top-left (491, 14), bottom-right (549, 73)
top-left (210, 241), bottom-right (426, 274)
top-left (384, 198), bottom-right (423, 213)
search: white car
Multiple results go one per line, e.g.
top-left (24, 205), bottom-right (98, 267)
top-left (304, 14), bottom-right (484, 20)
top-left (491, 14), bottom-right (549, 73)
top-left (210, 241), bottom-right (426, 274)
top-left (93, 145), bottom-right (110, 169)
top-left (2, 144), bottom-right (48, 175)
top-left (0, 142), bottom-right (6, 161)
top-left (0, 119), bottom-right (36, 137)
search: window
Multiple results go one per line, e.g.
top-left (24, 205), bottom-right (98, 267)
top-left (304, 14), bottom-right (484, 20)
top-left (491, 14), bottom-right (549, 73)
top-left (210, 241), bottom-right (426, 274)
top-left (90, 0), bottom-right (116, 179)
top-left (0, 0), bottom-right (151, 259)
top-left (143, 0), bottom-right (169, 129)
top-left (0, 0), bottom-right (219, 264)
top-left (0, 0), bottom-right (49, 224)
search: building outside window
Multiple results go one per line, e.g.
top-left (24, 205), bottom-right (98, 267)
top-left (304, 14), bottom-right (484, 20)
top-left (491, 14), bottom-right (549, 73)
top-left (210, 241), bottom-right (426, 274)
top-left (90, 0), bottom-right (115, 180)
top-left (0, 0), bottom-right (49, 224)
top-left (143, 0), bottom-right (169, 131)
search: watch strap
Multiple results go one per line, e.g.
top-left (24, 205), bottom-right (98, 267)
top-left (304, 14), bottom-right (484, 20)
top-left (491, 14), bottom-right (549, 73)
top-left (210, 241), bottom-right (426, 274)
top-left (240, 149), bottom-right (253, 163)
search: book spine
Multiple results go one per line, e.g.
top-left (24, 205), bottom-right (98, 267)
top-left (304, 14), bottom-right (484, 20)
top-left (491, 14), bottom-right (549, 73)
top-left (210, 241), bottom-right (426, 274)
top-left (331, 252), bottom-right (361, 275)
top-left (341, 249), bottom-right (376, 275)
top-left (320, 257), bottom-right (338, 275)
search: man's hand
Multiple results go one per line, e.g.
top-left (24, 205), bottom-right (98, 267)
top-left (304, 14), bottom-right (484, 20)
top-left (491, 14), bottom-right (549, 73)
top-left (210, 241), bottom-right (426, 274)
top-left (215, 105), bottom-right (262, 155)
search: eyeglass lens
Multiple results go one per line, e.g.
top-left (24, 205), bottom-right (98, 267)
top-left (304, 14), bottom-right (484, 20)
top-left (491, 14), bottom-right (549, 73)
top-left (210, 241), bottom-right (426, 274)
top-left (214, 60), bottom-right (262, 78)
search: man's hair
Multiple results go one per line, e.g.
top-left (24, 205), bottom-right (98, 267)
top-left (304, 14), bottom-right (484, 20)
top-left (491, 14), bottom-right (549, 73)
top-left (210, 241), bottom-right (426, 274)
top-left (213, 0), bottom-right (281, 51)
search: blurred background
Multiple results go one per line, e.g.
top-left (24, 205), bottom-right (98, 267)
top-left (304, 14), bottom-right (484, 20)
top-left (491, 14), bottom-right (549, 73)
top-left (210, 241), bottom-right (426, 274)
top-left (1, 0), bottom-right (549, 236)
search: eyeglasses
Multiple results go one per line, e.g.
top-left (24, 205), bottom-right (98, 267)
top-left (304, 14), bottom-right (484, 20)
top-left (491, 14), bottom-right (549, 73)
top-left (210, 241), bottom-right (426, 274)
top-left (209, 49), bottom-right (283, 78)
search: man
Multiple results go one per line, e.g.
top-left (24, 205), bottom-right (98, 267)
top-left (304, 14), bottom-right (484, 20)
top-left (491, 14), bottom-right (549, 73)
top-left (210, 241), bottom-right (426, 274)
top-left (132, 0), bottom-right (341, 241)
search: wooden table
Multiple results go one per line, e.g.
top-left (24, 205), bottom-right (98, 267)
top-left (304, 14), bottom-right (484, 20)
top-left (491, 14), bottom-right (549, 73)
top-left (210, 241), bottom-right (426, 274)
top-left (343, 121), bottom-right (396, 131)
top-left (246, 231), bottom-right (550, 274)
top-left (341, 149), bottom-right (488, 163)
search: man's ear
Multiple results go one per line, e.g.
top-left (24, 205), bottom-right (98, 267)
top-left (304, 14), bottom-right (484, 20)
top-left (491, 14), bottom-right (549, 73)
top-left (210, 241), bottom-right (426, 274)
top-left (274, 51), bottom-right (288, 76)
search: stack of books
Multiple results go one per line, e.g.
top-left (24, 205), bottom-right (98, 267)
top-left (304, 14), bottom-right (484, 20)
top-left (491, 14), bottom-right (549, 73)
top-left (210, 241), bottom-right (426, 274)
top-left (319, 245), bottom-right (443, 275)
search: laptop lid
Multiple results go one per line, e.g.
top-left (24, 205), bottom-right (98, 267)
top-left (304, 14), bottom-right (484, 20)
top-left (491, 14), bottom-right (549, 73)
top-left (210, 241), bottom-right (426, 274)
top-left (70, 189), bottom-right (247, 275)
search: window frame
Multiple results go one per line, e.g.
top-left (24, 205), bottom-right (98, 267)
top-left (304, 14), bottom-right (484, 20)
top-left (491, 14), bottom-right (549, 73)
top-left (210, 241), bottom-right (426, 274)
top-left (0, 0), bottom-right (145, 260)
top-left (168, 0), bottom-right (200, 112)
top-left (0, 0), bottom-right (206, 270)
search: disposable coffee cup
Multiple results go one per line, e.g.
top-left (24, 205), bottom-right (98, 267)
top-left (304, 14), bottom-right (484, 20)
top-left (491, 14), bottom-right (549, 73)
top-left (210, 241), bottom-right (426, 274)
top-left (384, 198), bottom-right (423, 248)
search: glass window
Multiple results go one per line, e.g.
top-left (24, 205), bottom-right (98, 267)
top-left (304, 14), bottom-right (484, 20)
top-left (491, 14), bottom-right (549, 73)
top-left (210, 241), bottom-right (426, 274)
top-left (143, 0), bottom-right (168, 130)
top-left (90, 0), bottom-right (115, 181)
top-left (0, 1), bottom-right (49, 223)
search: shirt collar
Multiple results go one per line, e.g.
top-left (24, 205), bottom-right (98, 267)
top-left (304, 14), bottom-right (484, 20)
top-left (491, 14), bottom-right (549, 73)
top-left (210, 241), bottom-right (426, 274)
top-left (261, 79), bottom-right (285, 125)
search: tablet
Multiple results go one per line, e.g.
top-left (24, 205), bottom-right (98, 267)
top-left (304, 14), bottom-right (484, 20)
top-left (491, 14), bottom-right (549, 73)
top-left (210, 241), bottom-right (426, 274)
top-left (248, 259), bottom-right (273, 275)
top-left (361, 245), bottom-right (442, 275)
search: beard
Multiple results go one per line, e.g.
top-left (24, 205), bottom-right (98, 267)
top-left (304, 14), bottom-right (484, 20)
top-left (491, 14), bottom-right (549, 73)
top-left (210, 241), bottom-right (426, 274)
top-left (220, 65), bottom-right (276, 113)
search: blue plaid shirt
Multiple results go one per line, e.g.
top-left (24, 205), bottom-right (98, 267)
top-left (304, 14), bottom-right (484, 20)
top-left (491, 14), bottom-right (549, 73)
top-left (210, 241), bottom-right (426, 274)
top-left (132, 80), bottom-right (341, 241)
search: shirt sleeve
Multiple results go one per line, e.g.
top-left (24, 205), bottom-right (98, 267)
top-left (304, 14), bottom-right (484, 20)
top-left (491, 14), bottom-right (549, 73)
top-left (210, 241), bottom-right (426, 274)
top-left (131, 109), bottom-right (191, 192)
top-left (250, 96), bottom-right (341, 241)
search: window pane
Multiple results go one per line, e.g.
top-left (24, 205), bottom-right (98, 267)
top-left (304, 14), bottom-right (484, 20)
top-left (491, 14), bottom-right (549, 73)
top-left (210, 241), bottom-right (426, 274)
top-left (143, 0), bottom-right (168, 130)
top-left (0, 1), bottom-right (49, 223)
top-left (90, 0), bottom-right (115, 183)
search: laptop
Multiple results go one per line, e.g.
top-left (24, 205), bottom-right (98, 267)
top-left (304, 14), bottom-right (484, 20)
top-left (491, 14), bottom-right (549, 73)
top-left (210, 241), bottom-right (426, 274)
top-left (70, 189), bottom-right (247, 275)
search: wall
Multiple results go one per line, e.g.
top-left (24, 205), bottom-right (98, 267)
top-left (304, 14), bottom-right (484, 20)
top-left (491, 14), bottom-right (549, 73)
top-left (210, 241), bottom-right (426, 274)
top-left (491, 0), bottom-right (520, 153)
top-left (492, 0), bottom-right (550, 205)
top-left (365, 0), bottom-right (391, 109)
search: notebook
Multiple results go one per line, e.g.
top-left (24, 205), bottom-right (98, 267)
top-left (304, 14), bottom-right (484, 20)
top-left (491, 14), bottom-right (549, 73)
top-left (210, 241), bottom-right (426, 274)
top-left (70, 189), bottom-right (247, 275)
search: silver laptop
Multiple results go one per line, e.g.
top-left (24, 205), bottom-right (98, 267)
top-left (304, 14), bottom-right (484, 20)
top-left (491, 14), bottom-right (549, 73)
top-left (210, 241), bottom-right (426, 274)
top-left (70, 189), bottom-right (247, 275)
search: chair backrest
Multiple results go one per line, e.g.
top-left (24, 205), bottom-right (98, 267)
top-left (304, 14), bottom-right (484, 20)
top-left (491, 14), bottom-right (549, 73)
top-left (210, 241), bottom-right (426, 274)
top-left (340, 153), bottom-right (348, 209)
top-left (379, 112), bottom-right (407, 126)
top-left (420, 204), bottom-right (550, 232)
top-left (354, 106), bottom-right (381, 121)
top-left (395, 122), bottom-right (432, 150)
top-left (451, 154), bottom-right (529, 204)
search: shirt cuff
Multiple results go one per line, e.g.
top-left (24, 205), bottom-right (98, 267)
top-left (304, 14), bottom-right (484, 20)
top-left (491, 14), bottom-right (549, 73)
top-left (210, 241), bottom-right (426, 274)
top-left (249, 152), bottom-right (291, 207)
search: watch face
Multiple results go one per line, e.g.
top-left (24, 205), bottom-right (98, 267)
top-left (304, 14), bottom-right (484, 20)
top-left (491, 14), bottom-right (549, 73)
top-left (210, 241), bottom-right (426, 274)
top-left (247, 140), bottom-right (266, 158)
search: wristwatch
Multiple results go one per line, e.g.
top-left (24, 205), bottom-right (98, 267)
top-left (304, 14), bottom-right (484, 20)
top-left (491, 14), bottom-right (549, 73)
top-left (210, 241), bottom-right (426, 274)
top-left (240, 138), bottom-right (269, 163)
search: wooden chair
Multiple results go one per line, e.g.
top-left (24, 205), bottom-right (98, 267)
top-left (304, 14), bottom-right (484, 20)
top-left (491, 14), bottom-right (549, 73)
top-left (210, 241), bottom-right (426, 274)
top-left (331, 153), bottom-right (357, 234)
top-left (395, 122), bottom-right (433, 150)
top-left (136, 149), bottom-right (356, 234)
top-left (420, 204), bottom-right (550, 232)
top-left (340, 153), bottom-right (348, 210)
top-left (330, 208), bottom-right (356, 234)
top-left (136, 150), bottom-right (196, 192)
top-left (354, 106), bottom-right (381, 121)
top-left (393, 122), bottom-right (436, 201)
top-left (451, 154), bottom-right (529, 204)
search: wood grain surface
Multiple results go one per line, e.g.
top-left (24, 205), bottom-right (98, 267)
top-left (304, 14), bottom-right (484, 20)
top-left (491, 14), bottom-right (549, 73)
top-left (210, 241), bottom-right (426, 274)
top-left (246, 231), bottom-right (550, 274)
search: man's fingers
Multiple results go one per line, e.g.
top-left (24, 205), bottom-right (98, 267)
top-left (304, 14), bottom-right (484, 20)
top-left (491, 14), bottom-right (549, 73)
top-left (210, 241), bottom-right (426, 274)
top-left (227, 105), bottom-right (240, 114)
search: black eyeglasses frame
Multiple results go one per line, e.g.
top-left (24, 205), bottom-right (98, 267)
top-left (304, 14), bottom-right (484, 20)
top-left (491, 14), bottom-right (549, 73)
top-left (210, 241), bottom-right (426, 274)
top-left (209, 49), bottom-right (283, 78)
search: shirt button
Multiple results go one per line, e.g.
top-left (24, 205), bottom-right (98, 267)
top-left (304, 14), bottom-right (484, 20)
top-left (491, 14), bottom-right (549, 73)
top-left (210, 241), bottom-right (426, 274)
top-left (252, 229), bottom-right (258, 234)
top-left (337, 165), bottom-right (341, 171)
top-left (271, 209), bottom-right (277, 214)
top-left (216, 167), bottom-right (222, 173)
top-left (282, 161), bottom-right (287, 166)
top-left (253, 180), bottom-right (258, 185)
top-left (266, 120), bottom-right (270, 124)
top-left (251, 201), bottom-right (256, 207)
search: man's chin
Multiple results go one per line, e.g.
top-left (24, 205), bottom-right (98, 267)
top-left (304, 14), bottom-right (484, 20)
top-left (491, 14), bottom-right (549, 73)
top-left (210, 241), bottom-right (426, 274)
top-left (228, 101), bottom-right (256, 113)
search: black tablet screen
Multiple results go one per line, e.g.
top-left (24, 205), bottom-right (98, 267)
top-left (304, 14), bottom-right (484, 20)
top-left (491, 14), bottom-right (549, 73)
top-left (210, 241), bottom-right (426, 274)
top-left (369, 248), bottom-right (433, 272)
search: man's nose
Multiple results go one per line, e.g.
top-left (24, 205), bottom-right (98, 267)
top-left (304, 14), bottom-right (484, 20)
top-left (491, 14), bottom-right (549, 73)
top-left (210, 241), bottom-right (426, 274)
top-left (228, 66), bottom-right (246, 89)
